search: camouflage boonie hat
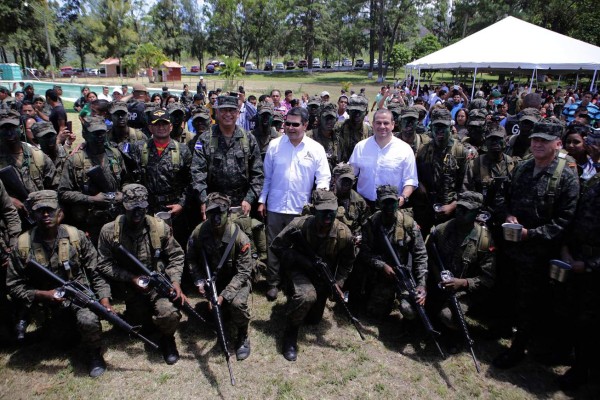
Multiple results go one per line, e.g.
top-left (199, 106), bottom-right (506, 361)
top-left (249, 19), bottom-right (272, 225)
top-left (167, 102), bottom-right (185, 116)
top-left (307, 95), bottom-right (321, 107)
top-left (0, 109), bottom-right (21, 128)
top-left (469, 98), bottom-right (488, 111)
top-left (205, 192), bottom-right (231, 213)
top-left (468, 108), bottom-right (488, 126)
top-left (215, 96), bottom-right (238, 109)
top-left (191, 106), bottom-right (211, 121)
top-left (413, 104), bottom-right (427, 117)
top-left (519, 107), bottom-right (541, 123)
top-left (347, 96), bottom-right (368, 111)
top-left (400, 106), bottom-right (419, 119)
top-left (530, 121), bottom-right (564, 141)
top-left (122, 184), bottom-right (149, 210)
top-left (272, 110), bottom-right (285, 123)
top-left (332, 163), bottom-right (355, 181)
top-left (84, 116), bottom-right (107, 133)
top-left (109, 101), bottom-right (129, 114)
top-left (144, 102), bottom-right (158, 112)
top-left (319, 102), bottom-right (338, 118)
top-left (31, 122), bottom-right (56, 138)
top-left (431, 108), bottom-right (452, 126)
top-left (486, 126), bottom-right (506, 139)
top-left (376, 184), bottom-right (399, 202)
top-left (312, 189), bottom-right (338, 211)
top-left (257, 102), bottom-right (274, 115)
top-left (456, 191), bottom-right (483, 210)
top-left (27, 190), bottom-right (59, 211)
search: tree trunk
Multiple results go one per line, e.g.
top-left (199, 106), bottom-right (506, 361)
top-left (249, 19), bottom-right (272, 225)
top-left (368, 0), bottom-right (375, 79)
top-left (377, 0), bottom-right (384, 83)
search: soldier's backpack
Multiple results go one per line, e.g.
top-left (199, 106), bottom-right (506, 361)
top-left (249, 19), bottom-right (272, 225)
top-left (206, 125), bottom-right (250, 182)
top-left (71, 145), bottom-right (122, 185)
top-left (18, 224), bottom-right (81, 279)
top-left (140, 140), bottom-right (181, 173)
top-left (24, 143), bottom-right (46, 189)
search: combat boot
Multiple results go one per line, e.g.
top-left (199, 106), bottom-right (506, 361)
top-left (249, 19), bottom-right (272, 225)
top-left (88, 348), bottom-right (107, 378)
top-left (235, 327), bottom-right (251, 361)
top-left (161, 335), bottom-right (180, 365)
top-left (282, 325), bottom-right (299, 362)
top-left (14, 319), bottom-right (28, 343)
top-left (493, 333), bottom-right (527, 369)
top-left (557, 366), bottom-right (588, 391)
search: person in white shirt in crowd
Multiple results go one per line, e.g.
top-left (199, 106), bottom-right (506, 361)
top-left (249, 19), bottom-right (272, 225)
top-left (258, 107), bottom-right (331, 301)
top-left (337, 95), bottom-right (349, 122)
top-left (111, 87), bottom-right (123, 102)
top-left (97, 86), bottom-right (112, 101)
top-left (349, 109), bottom-right (418, 208)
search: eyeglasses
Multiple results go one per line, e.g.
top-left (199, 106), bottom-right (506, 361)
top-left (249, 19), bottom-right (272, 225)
top-left (284, 121), bottom-right (302, 127)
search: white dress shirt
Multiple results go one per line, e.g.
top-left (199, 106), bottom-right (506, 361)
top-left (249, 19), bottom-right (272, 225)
top-left (259, 134), bottom-right (331, 214)
top-left (349, 136), bottom-right (418, 201)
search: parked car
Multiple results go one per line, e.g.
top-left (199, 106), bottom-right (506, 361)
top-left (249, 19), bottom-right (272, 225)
top-left (312, 58), bottom-right (321, 68)
top-left (89, 68), bottom-right (100, 76)
top-left (265, 61), bottom-right (273, 71)
top-left (355, 59), bottom-right (364, 68)
top-left (285, 60), bottom-right (295, 70)
top-left (342, 59), bottom-right (352, 67)
top-left (323, 60), bottom-right (332, 69)
top-left (60, 66), bottom-right (75, 77)
top-left (245, 61), bottom-right (256, 70)
top-left (275, 62), bottom-right (285, 71)
top-left (333, 61), bottom-right (341, 67)
top-left (298, 59), bottom-right (308, 68)
top-left (190, 65), bottom-right (200, 73)
top-left (218, 62), bottom-right (226, 69)
top-left (206, 63), bottom-right (215, 73)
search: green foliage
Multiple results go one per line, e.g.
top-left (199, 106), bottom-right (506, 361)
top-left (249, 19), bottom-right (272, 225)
top-left (388, 44), bottom-right (412, 77)
top-left (412, 34), bottom-right (442, 61)
top-left (341, 81), bottom-right (353, 92)
top-left (220, 58), bottom-right (245, 82)
top-left (87, 0), bottom-right (139, 59)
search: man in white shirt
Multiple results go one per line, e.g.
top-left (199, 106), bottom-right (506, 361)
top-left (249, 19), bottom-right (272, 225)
top-left (349, 109), bottom-right (418, 208)
top-left (97, 86), bottom-right (112, 101)
top-left (258, 107), bottom-right (331, 301)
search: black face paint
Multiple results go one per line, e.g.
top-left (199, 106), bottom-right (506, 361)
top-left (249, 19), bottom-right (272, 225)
top-left (315, 209), bottom-right (337, 228)
top-left (208, 209), bottom-right (228, 230)
top-left (126, 207), bottom-right (147, 225)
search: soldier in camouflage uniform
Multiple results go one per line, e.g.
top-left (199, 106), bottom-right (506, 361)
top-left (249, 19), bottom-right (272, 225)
top-left (398, 106), bottom-right (431, 155)
top-left (187, 193), bottom-right (253, 361)
top-left (167, 102), bottom-right (187, 143)
top-left (493, 122), bottom-right (579, 369)
top-left (331, 163), bottom-right (368, 237)
top-left (272, 110), bottom-right (285, 133)
top-left (505, 108), bottom-right (541, 160)
top-left (556, 133), bottom-right (600, 389)
top-left (1, 110), bottom-right (56, 227)
top-left (308, 102), bottom-right (341, 171)
top-left (7, 190), bottom-right (110, 377)
top-left (359, 185), bottom-right (428, 319)
top-left (469, 91), bottom-right (488, 111)
top-left (387, 102), bottom-right (403, 135)
top-left (306, 95), bottom-right (321, 131)
top-left (464, 108), bottom-right (488, 155)
top-left (271, 189), bottom-right (355, 361)
top-left (187, 106), bottom-right (212, 152)
top-left (413, 108), bottom-right (469, 234)
top-left (131, 109), bottom-right (193, 247)
top-left (191, 96), bottom-right (264, 220)
top-left (58, 116), bottom-right (127, 244)
top-left (336, 96), bottom-right (372, 162)
top-left (426, 192), bottom-right (496, 347)
top-left (108, 101), bottom-right (145, 180)
top-left (413, 104), bottom-right (429, 136)
top-left (31, 122), bottom-right (68, 188)
top-left (97, 184), bottom-right (184, 365)
top-left (251, 102), bottom-right (281, 160)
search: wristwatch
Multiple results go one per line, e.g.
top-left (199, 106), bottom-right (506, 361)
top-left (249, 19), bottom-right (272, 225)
top-left (399, 195), bottom-right (409, 204)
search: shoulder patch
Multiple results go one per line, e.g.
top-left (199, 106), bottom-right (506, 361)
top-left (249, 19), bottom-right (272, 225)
top-left (240, 243), bottom-right (250, 253)
top-left (194, 141), bottom-right (203, 150)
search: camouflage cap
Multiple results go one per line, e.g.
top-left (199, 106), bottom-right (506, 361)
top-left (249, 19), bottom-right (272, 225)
top-left (144, 102), bottom-right (158, 112)
top-left (258, 101), bottom-right (274, 115)
top-left (307, 95), bottom-right (321, 107)
top-left (468, 108), bottom-right (488, 126)
top-left (347, 96), bottom-right (368, 111)
top-left (332, 163), bottom-right (355, 181)
top-left (486, 126), bottom-right (507, 139)
top-left (272, 110), bottom-right (285, 123)
top-left (27, 190), bottom-right (59, 211)
top-left (109, 101), bottom-right (129, 114)
top-left (85, 116), bottom-right (107, 133)
top-left (0, 109), bottom-right (20, 128)
top-left (191, 106), bottom-right (211, 121)
top-left (215, 95), bottom-right (238, 109)
top-left (456, 191), bottom-right (483, 210)
top-left (312, 189), bottom-right (338, 211)
top-left (167, 102), bottom-right (186, 116)
top-left (519, 107), bottom-right (542, 123)
top-left (529, 121), bottom-right (564, 141)
top-left (122, 184), bottom-right (149, 210)
top-left (320, 102), bottom-right (338, 118)
top-left (430, 108), bottom-right (452, 126)
top-left (149, 109), bottom-right (171, 124)
top-left (31, 121), bottom-right (56, 138)
top-left (469, 98), bottom-right (488, 111)
top-left (205, 192), bottom-right (231, 213)
top-left (376, 184), bottom-right (399, 202)
top-left (388, 102), bottom-right (403, 119)
top-left (413, 104), bottom-right (427, 115)
top-left (400, 106), bottom-right (419, 119)
top-left (132, 83), bottom-right (147, 92)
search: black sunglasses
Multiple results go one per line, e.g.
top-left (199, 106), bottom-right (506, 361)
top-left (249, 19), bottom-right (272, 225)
top-left (284, 121), bottom-right (302, 127)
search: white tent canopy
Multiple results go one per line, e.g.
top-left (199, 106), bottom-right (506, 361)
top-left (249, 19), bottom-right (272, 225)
top-left (407, 16), bottom-right (600, 71)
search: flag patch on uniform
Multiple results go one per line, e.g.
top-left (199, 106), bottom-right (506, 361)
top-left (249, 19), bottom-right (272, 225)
top-left (194, 142), bottom-right (203, 150)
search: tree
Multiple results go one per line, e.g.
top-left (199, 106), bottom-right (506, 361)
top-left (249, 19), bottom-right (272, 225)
top-left (132, 43), bottom-right (168, 82)
top-left (388, 44), bottom-right (412, 78)
top-left (412, 34), bottom-right (442, 60)
top-left (219, 57), bottom-right (245, 90)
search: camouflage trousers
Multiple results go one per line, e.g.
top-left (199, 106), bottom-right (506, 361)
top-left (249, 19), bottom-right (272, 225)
top-left (125, 290), bottom-right (181, 336)
top-left (284, 269), bottom-right (329, 326)
top-left (32, 303), bottom-right (102, 348)
top-left (220, 283), bottom-right (251, 330)
top-left (365, 270), bottom-right (417, 320)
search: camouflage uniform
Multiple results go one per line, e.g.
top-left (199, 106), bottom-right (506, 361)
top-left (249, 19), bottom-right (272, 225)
top-left (359, 185), bottom-right (428, 319)
top-left (190, 98), bottom-right (264, 207)
top-left (58, 117), bottom-right (127, 243)
top-left (463, 108), bottom-right (488, 156)
top-left (496, 122), bottom-right (579, 366)
top-left (187, 194), bottom-right (253, 330)
top-left (107, 101), bottom-right (146, 180)
top-left (308, 102), bottom-right (341, 172)
top-left (306, 95), bottom-right (321, 131)
top-left (0, 180), bottom-right (21, 335)
top-left (31, 122), bottom-right (68, 188)
top-left (398, 106), bottom-right (430, 155)
top-left (331, 163), bottom-right (368, 236)
top-left (505, 108), bottom-right (541, 160)
top-left (251, 102), bottom-right (281, 160)
top-left (270, 190), bottom-right (355, 326)
top-left (96, 184), bottom-right (183, 337)
top-left (335, 96), bottom-right (372, 162)
top-left (7, 191), bottom-right (108, 350)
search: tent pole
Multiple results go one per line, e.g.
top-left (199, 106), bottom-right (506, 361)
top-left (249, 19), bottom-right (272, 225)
top-left (471, 67), bottom-right (477, 100)
top-left (417, 68), bottom-right (421, 96)
top-left (557, 75), bottom-right (561, 89)
top-left (590, 70), bottom-right (597, 92)
top-left (575, 74), bottom-right (579, 91)
top-left (528, 69), bottom-right (536, 93)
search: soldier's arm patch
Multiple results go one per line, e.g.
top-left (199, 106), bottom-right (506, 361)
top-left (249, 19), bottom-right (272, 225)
top-left (194, 141), bottom-right (203, 150)
top-left (240, 243), bottom-right (250, 253)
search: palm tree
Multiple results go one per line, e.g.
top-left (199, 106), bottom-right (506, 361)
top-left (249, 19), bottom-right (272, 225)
top-left (220, 57), bottom-right (245, 91)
